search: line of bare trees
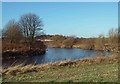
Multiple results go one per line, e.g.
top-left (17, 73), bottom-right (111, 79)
top-left (39, 28), bottom-right (119, 52)
top-left (83, 28), bottom-right (119, 52)
top-left (2, 13), bottom-right (43, 49)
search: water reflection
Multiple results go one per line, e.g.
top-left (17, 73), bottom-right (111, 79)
top-left (3, 56), bottom-right (35, 68)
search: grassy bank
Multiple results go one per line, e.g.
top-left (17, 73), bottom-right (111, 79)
top-left (3, 61), bottom-right (118, 82)
top-left (2, 54), bottom-right (119, 82)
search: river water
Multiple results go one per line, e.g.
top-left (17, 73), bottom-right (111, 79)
top-left (3, 48), bottom-right (110, 67)
top-left (33, 48), bottom-right (110, 64)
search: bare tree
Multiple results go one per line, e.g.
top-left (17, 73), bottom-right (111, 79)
top-left (3, 20), bottom-right (23, 43)
top-left (108, 28), bottom-right (118, 44)
top-left (19, 13), bottom-right (43, 48)
top-left (95, 34), bottom-right (105, 50)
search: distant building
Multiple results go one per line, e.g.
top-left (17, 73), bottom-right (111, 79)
top-left (36, 39), bottom-right (53, 42)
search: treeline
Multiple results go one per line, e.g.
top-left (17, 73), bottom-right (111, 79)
top-left (1, 13), bottom-right (119, 53)
top-left (39, 28), bottom-right (119, 52)
top-left (2, 13), bottom-right (46, 52)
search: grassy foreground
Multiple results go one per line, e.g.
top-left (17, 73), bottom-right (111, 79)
top-left (2, 54), bottom-right (119, 82)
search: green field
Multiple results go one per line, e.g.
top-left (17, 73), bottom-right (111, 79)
top-left (3, 61), bottom-right (118, 82)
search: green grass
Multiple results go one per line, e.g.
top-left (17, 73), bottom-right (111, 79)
top-left (3, 61), bottom-right (118, 82)
top-left (0, 77), bottom-right (2, 84)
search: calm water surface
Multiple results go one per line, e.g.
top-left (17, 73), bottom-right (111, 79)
top-left (33, 48), bottom-right (110, 64)
top-left (3, 48), bottom-right (110, 67)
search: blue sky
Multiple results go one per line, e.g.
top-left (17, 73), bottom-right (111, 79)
top-left (2, 2), bottom-right (118, 37)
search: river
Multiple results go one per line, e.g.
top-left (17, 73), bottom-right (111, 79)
top-left (3, 48), bottom-right (110, 67)
top-left (33, 48), bottom-right (110, 64)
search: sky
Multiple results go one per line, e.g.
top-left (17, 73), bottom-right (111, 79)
top-left (2, 2), bottom-right (118, 37)
top-left (2, 0), bottom-right (119, 2)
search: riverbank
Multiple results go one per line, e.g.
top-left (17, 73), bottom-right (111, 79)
top-left (39, 35), bottom-right (119, 52)
top-left (3, 62), bottom-right (118, 82)
top-left (3, 49), bottom-right (46, 58)
top-left (2, 53), bottom-right (118, 82)
top-left (2, 40), bottom-right (46, 58)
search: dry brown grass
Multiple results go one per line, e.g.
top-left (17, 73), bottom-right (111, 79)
top-left (2, 53), bottom-right (118, 75)
top-left (0, 39), bottom-right (2, 53)
top-left (2, 40), bottom-right (46, 52)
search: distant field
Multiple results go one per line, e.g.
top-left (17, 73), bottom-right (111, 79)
top-left (3, 60), bottom-right (118, 82)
